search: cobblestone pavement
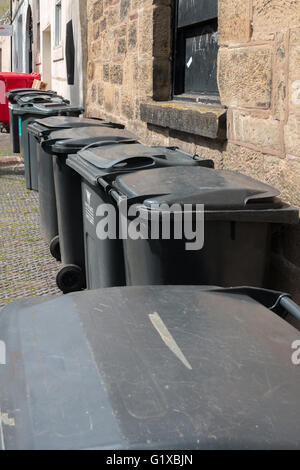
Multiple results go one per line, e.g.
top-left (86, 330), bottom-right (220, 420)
top-left (0, 131), bottom-right (19, 157)
top-left (0, 134), bottom-right (60, 309)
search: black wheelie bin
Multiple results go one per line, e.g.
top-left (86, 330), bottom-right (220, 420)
top-left (0, 284), bottom-right (299, 449)
top-left (11, 94), bottom-right (83, 190)
top-left (7, 88), bottom-right (57, 153)
top-left (110, 166), bottom-right (299, 287)
top-left (27, 115), bottom-right (123, 177)
top-left (66, 143), bottom-right (214, 292)
top-left (35, 125), bottom-right (136, 271)
top-left (27, 117), bottom-right (118, 260)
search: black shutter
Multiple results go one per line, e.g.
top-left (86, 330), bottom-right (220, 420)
top-left (66, 20), bottom-right (75, 85)
top-left (178, 0), bottom-right (218, 28)
top-left (174, 0), bottom-right (219, 99)
top-left (184, 21), bottom-right (218, 95)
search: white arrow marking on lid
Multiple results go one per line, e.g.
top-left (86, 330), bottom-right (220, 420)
top-left (186, 57), bottom-right (193, 69)
top-left (149, 312), bottom-right (192, 370)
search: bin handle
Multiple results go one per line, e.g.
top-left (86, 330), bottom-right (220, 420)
top-left (279, 296), bottom-right (300, 322)
top-left (211, 286), bottom-right (300, 321)
top-left (88, 117), bottom-right (125, 129)
top-left (81, 139), bottom-right (137, 152)
top-left (110, 190), bottom-right (127, 205)
top-left (18, 94), bottom-right (67, 104)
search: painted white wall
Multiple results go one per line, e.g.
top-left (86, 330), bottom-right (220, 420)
top-left (11, 0), bottom-right (85, 106)
top-left (39, 0), bottom-right (84, 105)
top-left (0, 36), bottom-right (10, 71)
top-left (0, 0), bottom-right (11, 72)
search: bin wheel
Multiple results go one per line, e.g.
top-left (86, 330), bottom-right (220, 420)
top-left (49, 236), bottom-right (61, 262)
top-left (56, 264), bottom-right (86, 294)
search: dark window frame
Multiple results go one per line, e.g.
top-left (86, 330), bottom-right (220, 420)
top-left (172, 0), bottom-right (220, 105)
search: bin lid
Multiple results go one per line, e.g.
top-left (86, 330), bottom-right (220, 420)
top-left (16, 94), bottom-right (67, 105)
top-left (0, 285), bottom-right (299, 450)
top-left (27, 117), bottom-right (119, 139)
top-left (77, 142), bottom-right (214, 171)
top-left (33, 116), bottom-right (124, 130)
top-left (114, 166), bottom-right (285, 212)
top-left (34, 116), bottom-right (108, 130)
top-left (45, 126), bottom-right (136, 154)
top-left (16, 102), bottom-right (84, 116)
top-left (6, 89), bottom-right (57, 103)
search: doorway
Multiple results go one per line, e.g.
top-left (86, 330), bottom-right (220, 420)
top-left (42, 26), bottom-right (52, 88)
top-left (25, 6), bottom-right (33, 73)
top-left (17, 15), bottom-right (23, 72)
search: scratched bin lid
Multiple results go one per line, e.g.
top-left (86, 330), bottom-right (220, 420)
top-left (0, 285), bottom-right (299, 450)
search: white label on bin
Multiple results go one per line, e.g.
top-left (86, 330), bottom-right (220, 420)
top-left (85, 190), bottom-right (95, 225)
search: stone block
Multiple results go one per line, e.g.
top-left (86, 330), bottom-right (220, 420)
top-left (107, 5), bottom-right (119, 26)
top-left (228, 110), bottom-right (283, 153)
top-left (264, 154), bottom-right (300, 207)
top-left (118, 37), bottom-right (127, 54)
top-left (137, 59), bottom-right (153, 96)
top-left (290, 28), bottom-right (300, 77)
top-left (98, 83), bottom-right (104, 106)
top-left (87, 61), bottom-right (95, 81)
top-left (253, 0), bottom-right (300, 35)
top-left (219, 0), bottom-right (251, 44)
top-left (120, 0), bottom-right (130, 21)
top-left (153, 5), bottom-right (171, 58)
top-left (103, 64), bottom-right (110, 81)
top-left (128, 21), bottom-right (137, 50)
top-left (153, 58), bottom-right (171, 101)
top-left (104, 83), bottom-right (115, 112)
top-left (218, 46), bottom-right (273, 109)
top-left (285, 115), bottom-right (300, 157)
top-left (93, 21), bottom-right (100, 40)
top-left (121, 95), bottom-right (135, 120)
top-left (222, 142), bottom-right (265, 180)
top-left (138, 7), bottom-right (153, 56)
top-left (140, 101), bottom-right (227, 140)
top-left (92, 0), bottom-right (104, 22)
top-left (289, 79), bottom-right (300, 114)
top-left (99, 18), bottom-right (107, 32)
top-left (274, 68), bottom-right (287, 121)
top-left (110, 64), bottom-right (123, 84)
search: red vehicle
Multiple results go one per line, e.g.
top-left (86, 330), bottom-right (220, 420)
top-left (0, 72), bottom-right (40, 130)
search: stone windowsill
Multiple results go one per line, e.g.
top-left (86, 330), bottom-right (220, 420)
top-left (140, 100), bottom-right (227, 140)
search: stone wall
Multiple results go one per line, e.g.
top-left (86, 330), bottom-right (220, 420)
top-left (218, 0), bottom-right (300, 302)
top-left (86, 0), bottom-right (172, 136)
top-left (86, 0), bottom-right (300, 301)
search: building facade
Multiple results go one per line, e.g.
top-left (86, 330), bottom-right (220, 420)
top-left (11, 0), bottom-right (87, 106)
top-left (11, 0), bottom-right (33, 74)
top-left (0, 0), bottom-right (11, 72)
top-left (86, 0), bottom-right (300, 301)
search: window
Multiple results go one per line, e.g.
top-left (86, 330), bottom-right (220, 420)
top-left (36, 0), bottom-right (41, 57)
top-left (173, 0), bottom-right (219, 104)
top-left (55, 0), bottom-right (62, 46)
